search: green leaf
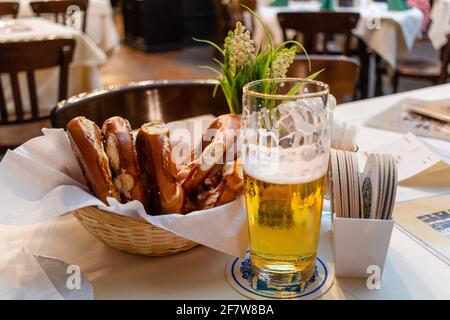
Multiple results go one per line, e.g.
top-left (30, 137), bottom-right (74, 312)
top-left (281, 68), bottom-right (326, 104)
top-left (212, 83), bottom-right (219, 98)
top-left (241, 4), bottom-right (274, 54)
top-left (213, 57), bottom-right (224, 68)
top-left (192, 37), bottom-right (224, 56)
top-left (306, 68), bottom-right (325, 81)
top-left (198, 65), bottom-right (222, 78)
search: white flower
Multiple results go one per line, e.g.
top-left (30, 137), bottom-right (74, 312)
top-left (224, 22), bottom-right (256, 73)
top-left (270, 47), bottom-right (297, 78)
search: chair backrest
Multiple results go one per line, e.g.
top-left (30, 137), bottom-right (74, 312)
top-left (230, 0), bottom-right (257, 31)
top-left (51, 80), bottom-right (230, 129)
top-left (277, 12), bottom-right (360, 55)
top-left (215, 0), bottom-right (257, 40)
top-left (0, 2), bottom-right (19, 18)
top-left (0, 38), bottom-right (75, 124)
top-left (30, 0), bottom-right (89, 32)
top-left (438, 35), bottom-right (450, 84)
top-left (287, 55), bottom-right (360, 103)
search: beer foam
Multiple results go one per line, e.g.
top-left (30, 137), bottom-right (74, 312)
top-left (243, 146), bottom-right (329, 185)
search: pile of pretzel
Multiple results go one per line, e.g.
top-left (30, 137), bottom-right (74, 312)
top-left (67, 114), bottom-right (243, 215)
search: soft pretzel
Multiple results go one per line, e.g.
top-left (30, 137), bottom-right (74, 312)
top-left (102, 116), bottom-right (148, 210)
top-left (67, 114), bottom-right (243, 214)
top-left (179, 114), bottom-right (241, 192)
top-left (67, 116), bottom-right (120, 204)
top-left (136, 122), bottom-right (185, 214)
top-left (196, 158), bottom-right (243, 210)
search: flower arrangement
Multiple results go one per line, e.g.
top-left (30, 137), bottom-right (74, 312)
top-left (194, 5), bottom-right (320, 115)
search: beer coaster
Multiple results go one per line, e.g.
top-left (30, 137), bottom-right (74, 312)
top-left (387, 155), bottom-right (397, 220)
top-left (337, 150), bottom-right (349, 218)
top-left (361, 154), bottom-right (379, 219)
top-left (349, 152), bottom-right (360, 218)
top-left (381, 155), bottom-right (392, 220)
top-left (330, 150), bottom-right (341, 218)
top-left (345, 152), bottom-right (356, 218)
top-left (225, 253), bottom-right (334, 300)
top-left (376, 154), bottom-right (386, 220)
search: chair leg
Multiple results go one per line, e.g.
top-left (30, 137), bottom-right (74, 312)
top-left (392, 72), bottom-right (400, 93)
top-left (374, 54), bottom-right (384, 96)
top-left (357, 39), bottom-right (369, 99)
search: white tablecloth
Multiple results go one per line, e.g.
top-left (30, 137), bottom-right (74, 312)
top-left (428, 0), bottom-right (450, 49)
top-left (2, 0), bottom-right (120, 52)
top-left (1, 84), bottom-right (450, 299)
top-left (0, 18), bottom-right (106, 117)
top-left (254, 1), bottom-right (424, 67)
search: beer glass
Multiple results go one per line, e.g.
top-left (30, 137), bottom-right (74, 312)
top-left (241, 78), bottom-right (335, 287)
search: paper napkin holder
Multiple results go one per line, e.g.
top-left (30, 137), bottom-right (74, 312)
top-left (332, 214), bottom-right (394, 278)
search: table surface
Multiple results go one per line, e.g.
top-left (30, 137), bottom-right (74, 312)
top-left (428, 0), bottom-right (450, 49)
top-left (1, 85), bottom-right (450, 299)
top-left (0, 17), bottom-right (106, 66)
top-left (1, 0), bottom-right (120, 51)
top-left (0, 17), bottom-right (106, 116)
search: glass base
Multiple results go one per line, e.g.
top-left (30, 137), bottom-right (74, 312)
top-left (251, 261), bottom-right (315, 288)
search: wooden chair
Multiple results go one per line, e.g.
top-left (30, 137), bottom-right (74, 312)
top-left (30, 0), bottom-right (89, 32)
top-left (229, 0), bottom-right (257, 32)
top-left (51, 80), bottom-right (230, 129)
top-left (214, 0), bottom-right (257, 42)
top-left (392, 35), bottom-right (450, 92)
top-left (0, 39), bottom-right (75, 149)
top-left (287, 55), bottom-right (360, 104)
top-left (0, 2), bottom-right (19, 18)
top-left (277, 11), bottom-right (369, 99)
top-left (277, 11), bottom-right (360, 55)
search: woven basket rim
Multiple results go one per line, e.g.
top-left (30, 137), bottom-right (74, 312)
top-left (72, 206), bottom-right (198, 256)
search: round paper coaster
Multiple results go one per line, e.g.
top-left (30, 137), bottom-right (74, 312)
top-left (226, 253), bottom-right (334, 300)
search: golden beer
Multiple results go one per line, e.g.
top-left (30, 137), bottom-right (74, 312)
top-left (243, 172), bottom-right (326, 285)
top-left (242, 78), bottom-right (334, 287)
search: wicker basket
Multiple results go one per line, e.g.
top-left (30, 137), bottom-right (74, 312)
top-left (72, 206), bottom-right (198, 256)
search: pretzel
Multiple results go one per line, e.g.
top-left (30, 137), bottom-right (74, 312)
top-left (67, 116), bottom-right (120, 204)
top-left (102, 116), bottom-right (148, 210)
top-left (196, 158), bottom-right (243, 210)
top-left (136, 122), bottom-right (185, 214)
top-left (178, 114), bottom-right (241, 192)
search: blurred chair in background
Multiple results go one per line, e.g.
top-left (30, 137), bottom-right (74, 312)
top-left (277, 11), bottom-right (368, 99)
top-left (214, 0), bottom-right (257, 45)
top-left (287, 55), bottom-right (360, 104)
top-left (393, 35), bottom-right (450, 92)
top-left (30, 0), bottom-right (89, 32)
top-left (0, 2), bottom-right (19, 18)
top-left (0, 39), bottom-right (75, 150)
top-left (277, 11), bottom-right (360, 55)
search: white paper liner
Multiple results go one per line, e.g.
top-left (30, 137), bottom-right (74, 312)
top-left (0, 241), bottom-right (64, 300)
top-left (0, 128), bottom-right (249, 257)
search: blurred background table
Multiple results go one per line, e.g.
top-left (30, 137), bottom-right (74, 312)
top-left (1, 0), bottom-right (120, 52)
top-left (254, 1), bottom-right (423, 68)
top-left (1, 84), bottom-right (449, 299)
top-left (0, 17), bottom-right (106, 113)
top-left (428, 0), bottom-right (450, 50)
top-left (0, 17), bottom-right (106, 145)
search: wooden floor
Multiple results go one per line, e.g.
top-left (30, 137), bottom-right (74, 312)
top-left (100, 45), bottom-right (216, 86)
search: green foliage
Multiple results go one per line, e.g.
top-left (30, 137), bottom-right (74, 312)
top-left (194, 5), bottom-right (319, 115)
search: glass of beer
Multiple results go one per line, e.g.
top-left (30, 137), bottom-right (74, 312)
top-left (241, 78), bottom-right (335, 287)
